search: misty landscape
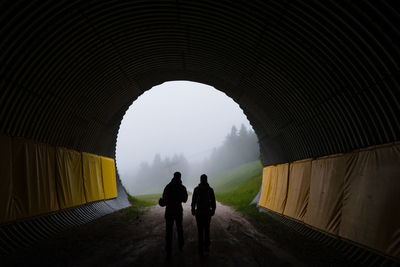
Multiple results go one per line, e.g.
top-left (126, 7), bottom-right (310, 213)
top-left (127, 124), bottom-right (259, 194)
top-left (116, 81), bottom-right (258, 195)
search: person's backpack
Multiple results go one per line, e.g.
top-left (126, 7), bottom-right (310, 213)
top-left (197, 186), bottom-right (212, 209)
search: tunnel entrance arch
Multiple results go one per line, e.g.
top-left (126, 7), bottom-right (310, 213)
top-left (115, 80), bottom-right (260, 196)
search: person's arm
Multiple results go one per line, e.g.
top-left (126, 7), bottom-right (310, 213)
top-left (182, 186), bottom-right (188, 203)
top-left (210, 188), bottom-right (216, 216)
top-left (162, 186), bottom-right (167, 201)
top-left (191, 188), bottom-right (197, 215)
top-left (159, 186), bottom-right (168, 207)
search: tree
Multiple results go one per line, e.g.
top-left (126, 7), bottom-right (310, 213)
top-left (130, 125), bottom-right (260, 194)
top-left (239, 124), bottom-right (248, 140)
top-left (153, 154), bottom-right (162, 168)
top-left (201, 124), bottom-right (260, 177)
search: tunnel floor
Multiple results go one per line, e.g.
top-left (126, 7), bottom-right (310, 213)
top-left (3, 202), bottom-right (356, 266)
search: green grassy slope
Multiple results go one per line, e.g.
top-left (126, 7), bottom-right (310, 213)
top-left (120, 193), bottom-right (160, 221)
top-left (216, 174), bottom-right (262, 212)
top-left (210, 160), bottom-right (262, 193)
top-left (211, 160), bottom-right (263, 212)
top-left (130, 194), bottom-right (160, 207)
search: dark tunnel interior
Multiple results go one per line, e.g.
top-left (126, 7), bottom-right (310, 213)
top-left (0, 0), bottom-right (400, 264)
top-left (1, 1), bottom-right (399, 165)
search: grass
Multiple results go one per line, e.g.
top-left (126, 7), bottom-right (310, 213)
top-left (215, 174), bottom-right (262, 212)
top-left (130, 194), bottom-right (160, 207)
top-left (120, 193), bottom-right (160, 221)
top-left (211, 160), bottom-right (265, 217)
top-left (211, 160), bottom-right (262, 193)
top-left (210, 160), bottom-right (263, 213)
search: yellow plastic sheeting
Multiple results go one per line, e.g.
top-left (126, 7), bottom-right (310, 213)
top-left (258, 166), bottom-right (273, 208)
top-left (56, 148), bottom-right (86, 209)
top-left (0, 135), bottom-right (14, 224)
top-left (12, 139), bottom-right (59, 219)
top-left (304, 155), bottom-right (345, 235)
top-left (258, 164), bottom-right (289, 213)
top-left (82, 152), bottom-right (105, 202)
top-left (339, 145), bottom-right (400, 257)
top-left (283, 159), bottom-right (312, 221)
top-left (101, 156), bottom-right (118, 199)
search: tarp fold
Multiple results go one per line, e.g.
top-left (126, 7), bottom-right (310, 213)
top-left (12, 139), bottom-right (59, 219)
top-left (258, 164), bottom-right (288, 213)
top-left (339, 145), bottom-right (400, 257)
top-left (101, 156), bottom-right (118, 199)
top-left (304, 154), bottom-right (345, 235)
top-left (56, 148), bottom-right (86, 209)
top-left (283, 159), bottom-right (312, 221)
top-left (82, 152), bottom-right (105, 202)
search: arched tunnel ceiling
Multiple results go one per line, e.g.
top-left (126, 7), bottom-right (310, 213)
top-left (1, 1), bottom-right (399, 165)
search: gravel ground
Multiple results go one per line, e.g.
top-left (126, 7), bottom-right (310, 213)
top-left (4, 202), bottom-right (306, 266)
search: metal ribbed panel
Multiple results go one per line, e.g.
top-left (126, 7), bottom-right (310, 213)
top-left (259, 208), bottom-right (399, 267)
top-left (0, 175), bottom-right (130, 256)
top-left (0, 196), bottom-right (130, 257)
top-left (0, 1), bottom-right (399, 163)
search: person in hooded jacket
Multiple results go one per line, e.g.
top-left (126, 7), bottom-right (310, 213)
top-left (191, 174), bottom-right (216, 255)
top-left (160, 171), bottom-right (188, 258)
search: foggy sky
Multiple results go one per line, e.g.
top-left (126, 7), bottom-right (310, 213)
top-left (115, 81), bottom-right (252, 185)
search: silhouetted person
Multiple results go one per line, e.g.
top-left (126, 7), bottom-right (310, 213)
top-left (159, 171), bottom-right (188, 259)
top-left (191, 174), bottom-right (216, 255)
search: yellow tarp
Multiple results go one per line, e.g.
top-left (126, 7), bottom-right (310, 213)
top-left (304, 154), bottom-right (345, 235)
top-left (339, 145), bottom-right (400, 257)
top-left (101, 156), bottom-right (118, 199)
top-left (283, 159), bottom-right (312, 221)
top-left (12, 139), bottom-right (59, 219)
top-left (258, 163), bottom-right (289, 213)
top-left (258, 166), bottom-right (273, 209)
top-left (1, 135), bottom-right (118, 223)
top-left (56, 148), bottom-right (86, 209)
top-left (82, 152), bottom-right (105, 202)
top-left (0, 135), bottom-right (14, 224)
top-left (258, 166), bottom-right (272, 208)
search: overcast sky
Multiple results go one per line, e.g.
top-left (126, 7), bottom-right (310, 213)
top-left (115, 81), bottom-right (252, 178)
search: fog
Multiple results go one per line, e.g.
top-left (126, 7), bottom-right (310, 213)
top-left (116, 81), bottom-right (255, 195)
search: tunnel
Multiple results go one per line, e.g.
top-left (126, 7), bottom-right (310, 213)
top-left (1, 0), bottom-right (400, 264)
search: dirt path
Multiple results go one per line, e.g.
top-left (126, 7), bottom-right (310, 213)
top-left (4, 202), bottom-right (303, 266)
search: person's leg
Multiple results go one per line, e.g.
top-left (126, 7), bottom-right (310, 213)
top-left (165, 215), bottom-right (174, 257)
top-left (176, 213), bottom-right (184, 250)
top-left (196, 215), bottom-right (205, 254)
top-left (204, 215), bottom-right (211, 251)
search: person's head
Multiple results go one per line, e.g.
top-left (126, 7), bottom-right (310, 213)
top-left (200, 174), bottom-right (207, 184)
top-left (172, 171), bottom-right (182, 183)
top-left (174, 172), bottom-right (181, 179)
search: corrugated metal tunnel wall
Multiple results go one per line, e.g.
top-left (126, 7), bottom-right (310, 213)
top-left (1, 1), bottom-right (399, 164)
top-left (0, 0), bottom-right (399, 259)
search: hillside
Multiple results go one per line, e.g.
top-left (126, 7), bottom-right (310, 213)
top-left (210, 160), bottom-right (262, 208)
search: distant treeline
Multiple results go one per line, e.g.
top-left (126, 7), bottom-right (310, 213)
top-left (202, 124), bottom-right (259, 177)
top-left (127, 124), bottom-right (259, 194)
top-left (134, 153), bottom-right (191, 194)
